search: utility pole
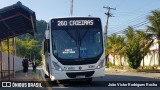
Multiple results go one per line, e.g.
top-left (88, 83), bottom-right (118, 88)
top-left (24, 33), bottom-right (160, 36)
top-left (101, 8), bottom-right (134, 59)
top-left (70, 0), bottom-right (73, 16)
top-left (103, 6), bottom-right (116, 43)
top-left (103, 6), bottom-right (116, 64)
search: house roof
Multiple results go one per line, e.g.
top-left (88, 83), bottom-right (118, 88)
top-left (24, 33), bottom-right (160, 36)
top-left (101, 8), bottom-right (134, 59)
top-left (0, 1), bottom-right (36, 41)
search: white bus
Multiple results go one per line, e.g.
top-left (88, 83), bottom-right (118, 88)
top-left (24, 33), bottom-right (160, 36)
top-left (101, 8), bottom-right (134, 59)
top-left (42, 17), bottom-right (105, 82)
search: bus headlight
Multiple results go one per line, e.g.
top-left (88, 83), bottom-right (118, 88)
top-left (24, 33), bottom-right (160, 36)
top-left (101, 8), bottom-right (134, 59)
top-left (52, 61), bottom-right (63, 71)
top-left (96, 59), bottom-right (105, 69)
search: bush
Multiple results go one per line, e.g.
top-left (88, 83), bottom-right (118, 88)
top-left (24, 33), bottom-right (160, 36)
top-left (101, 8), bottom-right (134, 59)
top-left (106, 61), bottom-right (113, 68)
top-left (36, 59), bottom-right (41, 66)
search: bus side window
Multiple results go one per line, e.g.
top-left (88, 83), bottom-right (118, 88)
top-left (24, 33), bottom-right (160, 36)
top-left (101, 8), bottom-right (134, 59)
top-left (44, 40), bottom-right (46, 53)
top-left (44, 39), bottom-right (50, 53)
top-left (43, 42), bottom-right (45, 54)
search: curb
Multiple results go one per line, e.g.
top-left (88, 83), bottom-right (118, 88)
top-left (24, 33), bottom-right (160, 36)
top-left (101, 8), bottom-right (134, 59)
top-left (39, 70), bottom-right (52, 90)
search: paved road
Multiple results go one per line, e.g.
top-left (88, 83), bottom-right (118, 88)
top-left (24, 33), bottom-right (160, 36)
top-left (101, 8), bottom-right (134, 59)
top-left (1, 67), bottom-right (160, 90)
top-left (48, 71), bottom-right (160, 90)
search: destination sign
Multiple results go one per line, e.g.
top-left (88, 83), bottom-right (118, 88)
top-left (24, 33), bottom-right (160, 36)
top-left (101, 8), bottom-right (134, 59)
top-left (57, 20), bottom-right (94, 26)
top-left (51, 18), bottom-right (101, 29)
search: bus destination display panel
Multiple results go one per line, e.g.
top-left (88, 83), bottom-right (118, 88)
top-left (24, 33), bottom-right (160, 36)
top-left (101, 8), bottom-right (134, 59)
top-left (51, 18), bottom-right (101, 29)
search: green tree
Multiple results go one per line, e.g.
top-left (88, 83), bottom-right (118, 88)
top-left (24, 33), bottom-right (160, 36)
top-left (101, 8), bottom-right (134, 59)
top-left (16, 37), bottom-right (27, 57)
top-left (16, 36), bottom-right (41, 61)
top-left (2, 39), bottom-right (14, 54)
top-left (147, 10), bottom-right (160, 65)
top-left (125, 27), bottom-right (153, 69)
top-left (35, 20), bottom-right (47, 43)
top-left (106, 34), bottom-right (125, 66)
top-left (16, 20), bottom-right (47, 64)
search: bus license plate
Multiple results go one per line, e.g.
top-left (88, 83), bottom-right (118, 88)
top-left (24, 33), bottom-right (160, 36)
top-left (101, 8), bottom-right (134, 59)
top-left (76, 75), bottom-right (85, 78)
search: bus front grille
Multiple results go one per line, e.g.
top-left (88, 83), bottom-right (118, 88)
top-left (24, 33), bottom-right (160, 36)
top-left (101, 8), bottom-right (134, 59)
top-left (66, 71), bottom-right (95, 78)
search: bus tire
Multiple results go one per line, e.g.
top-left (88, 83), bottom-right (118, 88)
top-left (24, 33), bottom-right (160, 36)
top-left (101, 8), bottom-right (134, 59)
top-left (47, 65), bottom-right (51, 78)
top-left (45, 74), bottom-right (49, 78)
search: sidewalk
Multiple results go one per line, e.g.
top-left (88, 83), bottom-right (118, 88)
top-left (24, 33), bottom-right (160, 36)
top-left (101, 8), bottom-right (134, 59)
top-left (105, 68), bottom-right (160, 79)
top-left (0, 68), bottom-right (47, 90)
top-left (105, 67), bottom-right (160, 73)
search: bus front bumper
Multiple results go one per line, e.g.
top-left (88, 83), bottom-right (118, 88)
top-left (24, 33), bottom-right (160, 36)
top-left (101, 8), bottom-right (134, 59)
top-left (50, 67), bottom-right (105, 81)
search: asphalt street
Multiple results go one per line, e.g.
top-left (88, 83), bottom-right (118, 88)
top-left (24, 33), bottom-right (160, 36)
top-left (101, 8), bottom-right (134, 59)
top-left (49, 71), bottom-right (160, 90)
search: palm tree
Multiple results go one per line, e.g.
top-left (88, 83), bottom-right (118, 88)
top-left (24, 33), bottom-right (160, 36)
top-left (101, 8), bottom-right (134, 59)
top-left (147, 10), bottom-right (160, 65)
top-left (125, 26), bottom-right (153, 69)
top-left (106, 34), bottom-right (125, 66)
top-left (117, 37), bottom-right (125, 66)
top-left (106, 34), bottom-right (117, 65)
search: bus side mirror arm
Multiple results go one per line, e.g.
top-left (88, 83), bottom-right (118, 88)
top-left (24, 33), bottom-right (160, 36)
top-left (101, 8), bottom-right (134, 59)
top-left (45, 30), bottom-right (50, 53)
top-left (45, 30), bottom-right (50, 39)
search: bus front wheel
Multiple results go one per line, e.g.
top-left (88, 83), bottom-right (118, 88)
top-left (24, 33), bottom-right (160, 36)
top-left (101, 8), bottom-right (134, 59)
top-left (45, 74), bottom-right (49, 78)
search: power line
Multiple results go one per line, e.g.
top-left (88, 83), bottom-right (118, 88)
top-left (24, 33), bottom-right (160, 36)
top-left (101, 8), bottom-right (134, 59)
top-left (109, 20), bottom-right (150, 36)
top-left (108, 8), bottom-right (160, 32)
top-left (109, 13), bottom-right (150, 31)
top-left (132, 20), bottom-right (149, 28)
top-left (109, 16), bottom-right (152, 35)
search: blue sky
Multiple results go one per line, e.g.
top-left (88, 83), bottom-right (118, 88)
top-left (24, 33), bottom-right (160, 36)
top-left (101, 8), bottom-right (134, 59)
top-left (0, 0), bottom-right (160, 34)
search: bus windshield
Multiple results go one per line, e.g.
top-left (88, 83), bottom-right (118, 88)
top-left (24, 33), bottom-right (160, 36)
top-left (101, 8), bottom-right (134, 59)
top-left (51, 28), bottom-right (103, 60)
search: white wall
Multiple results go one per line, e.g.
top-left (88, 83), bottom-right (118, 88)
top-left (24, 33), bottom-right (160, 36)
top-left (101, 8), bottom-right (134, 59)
top-left (108, 51), bottom-right (159, 67)
top-left (0, 52), bottom-right (23, 78)
top-left (108, 39), bottom-right (159, 67)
